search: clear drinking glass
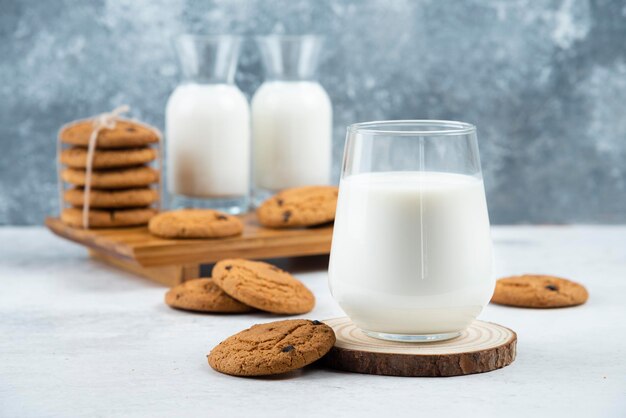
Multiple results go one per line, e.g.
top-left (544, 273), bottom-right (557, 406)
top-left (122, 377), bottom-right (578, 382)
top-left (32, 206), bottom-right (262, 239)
top-left (328, 120), bottom-right (494, 342)
top-left (166, 35), bottom-right (250, 214)
top-left (251, 35), bottom-right (332, 206)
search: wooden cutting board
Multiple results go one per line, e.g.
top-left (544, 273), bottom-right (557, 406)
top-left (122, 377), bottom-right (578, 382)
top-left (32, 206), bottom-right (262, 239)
top-left (323, 317), bottom-right (517, 377)
top-left (45, 214), bottom-right (333, 286)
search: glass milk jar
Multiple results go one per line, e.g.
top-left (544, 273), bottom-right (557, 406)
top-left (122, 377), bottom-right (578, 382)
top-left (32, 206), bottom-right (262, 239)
top-left (166, 35), bottom-right (250, 214)
top-left (252, 35), bottom-right (332, 204)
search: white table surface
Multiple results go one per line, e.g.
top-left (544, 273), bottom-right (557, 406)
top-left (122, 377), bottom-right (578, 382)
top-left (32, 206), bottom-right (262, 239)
top-left (1, 226), bottom-right (625, 418)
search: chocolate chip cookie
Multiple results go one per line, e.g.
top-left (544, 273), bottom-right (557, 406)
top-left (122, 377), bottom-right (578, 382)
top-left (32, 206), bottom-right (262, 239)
top-left (208, 319), bottom-right (336, 376)
top-left (60, 119), bottom-right (159, 149)
top-left (148, 209), bottom-right (243, 239)
top-left (60, 207), bottom-right (157, 228)
top-left (64, 187), bottom-right (158, 208)
top-left (256, 186), bottom-right (338, 228)
top-left (61, 166), bottom-right (159, 189)
top-left (212, 259), bottom-right (315, 315)
top-left (491, 274), bottom-right (589, 308)
top-left (60, 147), bottom-right (158, 169)
top-left (165, 278), bottom-right (253, 313)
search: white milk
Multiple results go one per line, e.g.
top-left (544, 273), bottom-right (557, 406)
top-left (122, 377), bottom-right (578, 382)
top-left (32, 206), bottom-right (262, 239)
top-left (166, 83), bottom-right (250, 198)
top-left (328, 171), bottom-right (494, 335)
top-left (252, 81), bottom-right (332, 191)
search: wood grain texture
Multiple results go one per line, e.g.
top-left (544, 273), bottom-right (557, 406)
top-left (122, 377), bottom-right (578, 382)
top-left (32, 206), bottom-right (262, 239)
top-left (88, 250), bottom-right (200, 286)
top-left (323, 317), bottom-right (516, 377)
top-left (45, 214), bottom-right (333, 268)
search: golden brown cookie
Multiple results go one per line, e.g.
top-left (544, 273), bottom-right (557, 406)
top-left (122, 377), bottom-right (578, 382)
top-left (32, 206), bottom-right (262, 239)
top-left (60, 147), bottom-right (157, 169)
top-left (61, 166), bottom-right (159, 189)
top-left (148, 209), bottom-right (243, 239)
top-left (64, 187), bottom-right (158, 208)
top-left (208, 319), bottom-right (335, 376)
top-left (491, 274), bottom-right (589, 308)
top-left (165, 278), bottom-right (253, 313)
top-left (256, 186), bottom-right (338, 228)
top-left (60, 119), bottom-right (159, 149)
top-left (60, 207), bottom-right (157, 228)
top-left (212, 259), bottom-right (315, 314)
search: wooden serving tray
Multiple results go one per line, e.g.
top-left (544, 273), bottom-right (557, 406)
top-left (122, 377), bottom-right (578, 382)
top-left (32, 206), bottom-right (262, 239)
top-left (45, 214), bottom-right (333, 286)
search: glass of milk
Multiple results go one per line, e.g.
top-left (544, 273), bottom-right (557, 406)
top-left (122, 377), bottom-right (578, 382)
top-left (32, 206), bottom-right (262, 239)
top-left (166, 35), bottom-right (250, 214)
top-left (328, 120), bottom-right (494, 342)
top-left (252, 35), bottom-right (332, 205)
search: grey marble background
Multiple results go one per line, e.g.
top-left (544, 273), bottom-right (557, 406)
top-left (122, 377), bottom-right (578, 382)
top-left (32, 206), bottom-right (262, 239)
top-left (1, 0), bottom-right (625, 225)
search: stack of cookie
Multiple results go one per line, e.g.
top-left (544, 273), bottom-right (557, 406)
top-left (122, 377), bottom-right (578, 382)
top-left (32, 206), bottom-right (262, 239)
top-left (58, 119), bottom-right (161, 228)
top-left (165, 259), bottom-right (315, 315)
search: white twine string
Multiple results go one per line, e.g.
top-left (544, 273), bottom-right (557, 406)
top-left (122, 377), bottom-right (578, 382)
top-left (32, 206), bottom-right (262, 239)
top-left (82, 105), bottom-right (130, 228)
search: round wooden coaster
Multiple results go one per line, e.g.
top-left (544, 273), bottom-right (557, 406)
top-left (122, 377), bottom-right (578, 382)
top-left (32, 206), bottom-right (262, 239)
top-left (323, 317), bottom-right (516, 377)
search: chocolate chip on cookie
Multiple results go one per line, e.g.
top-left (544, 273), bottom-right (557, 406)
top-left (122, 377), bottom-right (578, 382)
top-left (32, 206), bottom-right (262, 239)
top-left (212, 259), bottom-right (315, 315)
top-left (256, 186), bottom-right (338, 228)
top-left (208, 319), bottom-right (336, 376)
top-left (165, 278), bottom-right (253, 313)
top-left (148, 209), bottom-right (243, 239)
top-left (491, 274), bottom-right (589, 308)
top-left (64, 187), bottom-right (158, 208)
top-left (60, 120), bottom-right (159, 149)
top-left (60, 207), bottom-right (157, 228)
top-left (60, 147), bottom-right (158, 169)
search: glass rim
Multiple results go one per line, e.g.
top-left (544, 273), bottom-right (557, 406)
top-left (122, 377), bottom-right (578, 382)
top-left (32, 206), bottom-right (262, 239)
top-left (348, 120), bottom-right (476, 136)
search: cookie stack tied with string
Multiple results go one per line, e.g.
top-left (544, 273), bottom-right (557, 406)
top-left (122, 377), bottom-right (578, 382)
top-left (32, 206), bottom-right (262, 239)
top-left (58, 106), bottom-right (162, 228)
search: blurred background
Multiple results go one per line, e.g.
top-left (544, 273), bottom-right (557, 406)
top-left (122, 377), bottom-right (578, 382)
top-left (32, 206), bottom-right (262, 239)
top-left (1, 0), bottom-right (625, 225)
